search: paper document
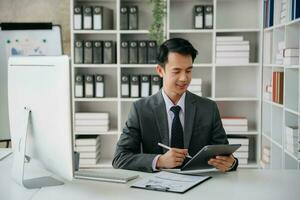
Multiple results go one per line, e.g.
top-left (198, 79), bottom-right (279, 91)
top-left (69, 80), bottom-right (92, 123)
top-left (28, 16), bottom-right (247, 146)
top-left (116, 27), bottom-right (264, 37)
top-left (131, 171), bottom-right (211, 193)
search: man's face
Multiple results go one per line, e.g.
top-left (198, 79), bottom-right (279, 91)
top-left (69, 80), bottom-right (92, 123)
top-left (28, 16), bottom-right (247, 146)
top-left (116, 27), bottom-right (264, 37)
top-left (156, 52), bottom-right (193, 97)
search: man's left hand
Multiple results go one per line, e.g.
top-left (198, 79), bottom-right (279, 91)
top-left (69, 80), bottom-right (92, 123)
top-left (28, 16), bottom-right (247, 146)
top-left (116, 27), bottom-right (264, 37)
top-left (208, 155), bottom-right (235, 172)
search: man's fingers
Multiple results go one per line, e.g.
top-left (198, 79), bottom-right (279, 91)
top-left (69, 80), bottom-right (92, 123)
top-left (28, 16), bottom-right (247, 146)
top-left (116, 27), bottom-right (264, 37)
top-left (171, 148), bottom-right (188, 154)
top-left (215, 156), bottom-right (230, 161)
top-left (208, 162), bottom-right (227, 172)
top-left (208, 159), bottom-right (231, 168)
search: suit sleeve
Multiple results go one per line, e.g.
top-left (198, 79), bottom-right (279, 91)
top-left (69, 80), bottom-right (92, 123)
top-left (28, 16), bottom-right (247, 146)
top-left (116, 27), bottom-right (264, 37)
top-left (210, 101), bottom-right (239, 171)
top-left (112, 102), bottom-right (157, 172)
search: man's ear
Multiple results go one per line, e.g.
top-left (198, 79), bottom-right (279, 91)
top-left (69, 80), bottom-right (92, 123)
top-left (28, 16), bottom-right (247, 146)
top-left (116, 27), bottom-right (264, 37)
top-left (156, 65), bottom-right (165, 78)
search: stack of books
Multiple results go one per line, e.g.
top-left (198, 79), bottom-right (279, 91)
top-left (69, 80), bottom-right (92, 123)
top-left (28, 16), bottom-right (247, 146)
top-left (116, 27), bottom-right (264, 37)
top-left (260, 146), bottom-right (271, 169)
top-left (275, 41), bottom-right (285, 64)
top-left (75, 112), bottom-right (109, 134)
top-left (75, 135), bottom-right (101, 167)
top-left (228, 136), bottom-right (249, 165)
top-left (216, 36), bottom-right (250, 64)
top-left (222, 117), bottom-right (248, 132)
top-left (188, 78), bottom-right (202, 96)
top-left (283, 48), bottom-right (299, 65)
top-left (272, 71), bottom-right (284, 104)
top-left (280, 0), bottom-right (288, 24)
top-left (285, 126), bottom-right (299, 158)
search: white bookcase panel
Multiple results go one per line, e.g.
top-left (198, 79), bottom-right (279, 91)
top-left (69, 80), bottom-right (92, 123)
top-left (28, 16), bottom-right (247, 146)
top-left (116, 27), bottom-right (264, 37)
top-left (284, 68), bottom-right (299, 112)
top-left (71, 0), bottom-right (262, 169)
top-left (263, 31), bottom-right (273, 64)
top-left (216, 0), bottom-right (261, 29)
top-left (284, 151), bottom-right (299, 169)
top-left (261, 1), bottom-right (300, 169)
top-left (271, 105), bottom-right (283, 145)
top-left (272, 27), bottom-right (285, 64)
top-left (261, 134), bottom-right (271, 169)
top-left (215, 66), bottom-right (259, 98)
top-left (262, 101), bottom-right (272, 136)
top-left (169, 33), bottom-right (213, 64)
top-left (192, 67), bottom-right (212, 97)
top-left (271, 142), bottom-right (283, 169)
top-left (216, 101), bottom-right (260, 132)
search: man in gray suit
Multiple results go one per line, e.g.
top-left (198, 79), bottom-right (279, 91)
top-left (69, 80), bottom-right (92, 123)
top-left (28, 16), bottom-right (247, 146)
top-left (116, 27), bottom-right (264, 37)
top-left (113, 38), bottom-right (238, 172)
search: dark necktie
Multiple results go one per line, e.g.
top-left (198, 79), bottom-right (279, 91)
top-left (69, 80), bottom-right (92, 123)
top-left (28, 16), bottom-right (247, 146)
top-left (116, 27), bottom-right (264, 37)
top-left (170, 105), bottom-right (184, 149)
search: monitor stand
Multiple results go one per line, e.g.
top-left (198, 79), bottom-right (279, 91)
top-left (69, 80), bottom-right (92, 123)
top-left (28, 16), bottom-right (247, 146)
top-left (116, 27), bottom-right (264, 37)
top-left (11, 107), bottom-right (64, 189)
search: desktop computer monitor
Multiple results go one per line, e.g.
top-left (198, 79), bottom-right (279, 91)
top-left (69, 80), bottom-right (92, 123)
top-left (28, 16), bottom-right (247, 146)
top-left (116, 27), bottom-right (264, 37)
top-left (8, 55), bottom-right (74, 188)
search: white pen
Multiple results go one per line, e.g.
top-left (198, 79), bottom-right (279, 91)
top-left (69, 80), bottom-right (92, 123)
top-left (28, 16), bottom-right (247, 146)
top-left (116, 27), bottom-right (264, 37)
top-left (158, 142), bottom-right (192, 158)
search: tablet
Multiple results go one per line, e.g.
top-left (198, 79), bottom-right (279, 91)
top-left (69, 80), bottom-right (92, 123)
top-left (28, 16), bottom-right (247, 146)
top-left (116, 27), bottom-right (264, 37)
top-left (181, 144), bottom-right (241, 171)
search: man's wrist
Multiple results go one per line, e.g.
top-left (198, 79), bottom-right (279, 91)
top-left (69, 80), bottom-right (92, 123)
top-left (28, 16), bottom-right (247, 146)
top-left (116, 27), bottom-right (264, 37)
top-left (228, 157), bottom-right (237, 171)
top-left (152, 155), bottom-right (162, 171)
top-left (156, 155), bottom-right (162, 169)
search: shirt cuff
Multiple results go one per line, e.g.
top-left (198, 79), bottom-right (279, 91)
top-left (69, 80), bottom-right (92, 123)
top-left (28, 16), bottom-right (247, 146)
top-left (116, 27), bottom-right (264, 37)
top-left (228, 157), bottom-right (237, 171)
top-left (152, 155), bottom-right (161, 171)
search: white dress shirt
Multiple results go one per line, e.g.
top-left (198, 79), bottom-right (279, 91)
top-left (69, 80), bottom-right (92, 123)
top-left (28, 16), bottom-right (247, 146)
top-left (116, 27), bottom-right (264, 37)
top-left (152, 89), bottom-right (186, 170)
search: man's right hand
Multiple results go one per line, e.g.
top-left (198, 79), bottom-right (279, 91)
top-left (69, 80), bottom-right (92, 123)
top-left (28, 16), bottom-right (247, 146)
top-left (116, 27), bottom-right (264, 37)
top-left (156, 148), bottom-right (188, 169)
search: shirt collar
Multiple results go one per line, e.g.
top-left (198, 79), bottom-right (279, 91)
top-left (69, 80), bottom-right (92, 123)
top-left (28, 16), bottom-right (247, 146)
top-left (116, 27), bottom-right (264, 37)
top-left (162, 89), bottom-right (186, 113)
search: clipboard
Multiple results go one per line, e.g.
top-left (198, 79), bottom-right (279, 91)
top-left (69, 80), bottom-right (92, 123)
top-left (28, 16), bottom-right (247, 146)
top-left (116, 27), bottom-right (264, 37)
top-left (130, 171), bottom-right (211, 193)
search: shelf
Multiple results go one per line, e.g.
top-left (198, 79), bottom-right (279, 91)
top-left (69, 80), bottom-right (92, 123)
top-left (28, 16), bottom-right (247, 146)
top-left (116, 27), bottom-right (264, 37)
top-left (263, 100), bottom-right (284, 108)
top-left (227, 131), bottom-right (259, 135)
top-left (262, 132), bottom-right (271, 141)
top-left (271, 138), bottom-right (283, 149)
top-left (286, 18), bottom-right (300, 27)
top-left (74, 98), bottom-right (118, 102)
top-left (214, 97), bottom-right (259, 101)
top-left (193, 63), bottom-right (213, 67)
top-left (74, 130), bottom-right (119, 136)
top-left (216, 29), bottom-right (260, 33)
top-left (121, 98), bottom-right (141, 102)
top-left (264, 23), bottom-right (285, 32)
top-left (73, 30), bottom-right (117, 34)
top-left (215, 63), bottom-right (260, 67)
top-left (119, 30), bottom-right (149, 34)
top-left (263, 64), bottom-right (284, 68)
top-left (169, 29), bottom-right (213, 34)
top-left (285, 65), bottom-right (300, 69)
top-left (284, 108), bottom-right (300, 116)
top-left (74, 64), bottom-right (118, 68)
top-left (284, 149), bottom-right (300, 161)
top-left (120, 64), bottom-right (156, 68)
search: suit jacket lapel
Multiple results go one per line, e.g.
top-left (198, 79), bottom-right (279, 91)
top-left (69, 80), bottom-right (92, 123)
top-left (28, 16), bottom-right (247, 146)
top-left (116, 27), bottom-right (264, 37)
top-left (153, 91), bottom-right (169, 153)
top-left (184, 91), bottom-right (196, 149)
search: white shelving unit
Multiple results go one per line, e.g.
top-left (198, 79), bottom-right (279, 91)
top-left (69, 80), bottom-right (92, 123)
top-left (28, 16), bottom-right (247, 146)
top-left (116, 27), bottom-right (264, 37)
top-left (71, 0), bottom-right (263, 169)
top-left (261, 0), bottom-right (300, 169)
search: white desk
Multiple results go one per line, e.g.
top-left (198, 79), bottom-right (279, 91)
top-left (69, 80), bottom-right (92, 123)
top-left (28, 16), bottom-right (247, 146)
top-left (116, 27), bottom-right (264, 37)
top-left (1, 154), bottom-right (300, 200)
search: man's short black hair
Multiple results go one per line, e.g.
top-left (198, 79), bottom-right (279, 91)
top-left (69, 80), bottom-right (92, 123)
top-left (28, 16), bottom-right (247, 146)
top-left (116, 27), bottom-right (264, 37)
top-left (157, 38), bottom-right (198, 68)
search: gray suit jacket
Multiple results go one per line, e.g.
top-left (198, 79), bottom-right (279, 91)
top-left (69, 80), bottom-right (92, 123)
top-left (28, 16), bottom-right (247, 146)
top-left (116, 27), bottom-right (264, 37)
top-left (112, 90), bottom-right (238, 172)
